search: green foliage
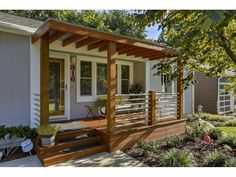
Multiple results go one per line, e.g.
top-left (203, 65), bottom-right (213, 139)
top-left (94, 98), bottom-right (107, 108)
top-left (2, 10), bottom-right (147, 40)
top-left (133, 10), bottom-right (236, 90)
top-left (37, 124), bottom-right (59, 136)
top-left (186, 121), bottom-right (214, 140)
top-left (159, 148), bottom-right (196, 167)
top-left (205, 151), bottom-right (236, 167)
top-left (129, 83), bottom-right (144, 94)
top-left (209, 128), bottom-right (224, 140)
top-left (219, 134), bottom-right (236, 148)
top-left (203, 114), bottom-right (232, 122)
top-left (164, 135), bottom-right (182, 148)
top-left (0, 125), bottom-right (36, 139)
top-left (137, 141), bottom-right (159, 156)
top-left (216, 119), bottom-right (236, 127)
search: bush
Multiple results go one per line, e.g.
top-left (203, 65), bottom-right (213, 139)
top-left (219, 134), bottom-right (236, 148)
top-left (203, 114), bottom-right (232, 122)
top-left (186, 121), bottom-right (214, 140)
top-left (159, 148), bottom-right (196, 167)
top-left (37, 124), bottom-right (59, 136)
top-left (164, 135), bottom-right (182, 148)
top-left (209, 128), bottom-right (224, 140)
top-left (0, 125), bottom-right (36, 140)
top-left (205, 151), bottom-right (236, 167)
top-left (137, 141), bottom-right (159, 156)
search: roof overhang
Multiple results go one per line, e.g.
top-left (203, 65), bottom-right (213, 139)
top-left (32, 19), bottom-right (178, 60)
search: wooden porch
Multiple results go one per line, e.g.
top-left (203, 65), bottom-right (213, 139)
top-left (32, 19), bottom-right (185, 166)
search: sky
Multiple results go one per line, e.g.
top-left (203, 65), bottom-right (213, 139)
top-left (145, 24), bottom-right (161, 40)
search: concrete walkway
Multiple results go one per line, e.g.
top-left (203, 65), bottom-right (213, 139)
top-left (0, 151), bottom-right (147, 167)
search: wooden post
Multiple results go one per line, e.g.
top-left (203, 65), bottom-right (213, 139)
top-left (177, 59), bottom-right (184, 119)
top-left (107, 41), bottom-right (117, 133)
top-left (40, 33), bottom-right (49, 125)
top-left (148, 91), bottom-right (156, 125)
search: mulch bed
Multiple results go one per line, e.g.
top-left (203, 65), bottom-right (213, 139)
top-left (124, 135), bottom-right (236, 167)
top-left (0, 148), bottom-right (34, 164)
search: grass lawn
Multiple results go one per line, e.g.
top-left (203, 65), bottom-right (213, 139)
top-left (218, 127), bottom-right (236, 134)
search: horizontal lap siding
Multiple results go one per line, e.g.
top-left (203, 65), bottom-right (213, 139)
top-left (194, 72), bottom-right (218, 114)
top-left (0, 32), bottom-right (30, 126)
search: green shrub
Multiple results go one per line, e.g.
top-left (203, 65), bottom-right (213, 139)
top-left (209, 128), bottom-right (223, 140)
top-left (137, 141), bottom-right (159, 156)
top-left (205, 151), bottom-right (236, 167)
top-left (0, 125), bottom-right (36, 139)
top-left (203, 114), bottom-right (231, 122)
top-left (219, 134), bottom-right (236, 148)
top-left (186, 121), bottom-right (214, 140)
top-left (221, 119), bottom-right (236, 127)
top-left (164, 135), bottom-right (182, 148)
top-left (159, 148), bottom-right (196, 167)
top-left (37, 124), bottom-right (59, 136)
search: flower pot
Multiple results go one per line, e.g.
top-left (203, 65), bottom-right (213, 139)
top-left (40, 134), bottom-right (56, 146)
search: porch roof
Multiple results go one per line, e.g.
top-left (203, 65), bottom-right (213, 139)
top-left (31, 19), bottom-right (177, 60)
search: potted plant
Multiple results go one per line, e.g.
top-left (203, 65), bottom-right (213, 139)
top-left (129, 83), bottom-right (144, 109)
top-left (36, 124), bottom-right (59, 146)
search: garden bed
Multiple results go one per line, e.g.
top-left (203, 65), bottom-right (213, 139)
top-left (0, 149), bottom-right (33, 163)
top-left (124, 120), bottom-right (236, 167)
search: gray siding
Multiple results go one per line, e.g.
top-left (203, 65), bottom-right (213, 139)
top-left (194, 72), bottom-right (218, 114)
top-left (0, 31), bottom-right (30, 126)
top-left (133, 61), bottom-right (146, 91)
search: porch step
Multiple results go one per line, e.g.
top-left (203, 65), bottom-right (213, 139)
top-left (39, 143), bottom-right (106, 166)
top-left (36, 129), bottom-right (106, 166)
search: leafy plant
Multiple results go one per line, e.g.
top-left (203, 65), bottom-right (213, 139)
top-left (219, 134), bottom-right (236, 148)
top-left (158, 148), bottom-right (196, 167)
top-left (37, 124), bottom-right (59, 136)
top-left (137, 141), bottom-right (159, 156)
top-left (209, 128), bottom-right (223, 140)
top-left (129, 83), bottom-right (144, 94)
top-left (186, 121), bottom-right (214, 141)
top-left (203, 114), bottom-right (232, 122)
top-left (0, 125), bottom-right (36, 139)
top-left (164, 135), bottom-right (182, 148)
top-left (205, 151), bottom-right (236, 167)
top-left (94, 98), bottom-right (107, 108)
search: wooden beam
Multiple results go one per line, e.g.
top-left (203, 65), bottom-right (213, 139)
top-left (117, 47), bottom-right (137, 55)
top-left (148, 91), bottom-right (156, 125)
top-left (76, 37), bottom-right (99, 48)
top-left (40, 33), bottom-right (49, 125)
top-left (107, 41), bottom-right (117, 133)
top-left (49, 31), bottom-right (65, 44)
top-left (177, 59), bottom-right (184, 119)
top-left (62, 34), bottom-right (85, 47)
top-left (98, 45), bottom-right (107, 52)
top-left (88, 40), bottom-right (107, 50)
top-left (32, 20), bottom-right (177, 56)
top-left (126, 48), bottom-right (148, 56)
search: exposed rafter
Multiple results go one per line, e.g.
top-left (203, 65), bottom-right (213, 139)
top-left (88, 40), bottom-right (107, 50)
top-left (76, 37), bottom-right (99, 48)
top-left (49, 31), bottom-right (65, 44)
top-left (62, 34), bottom-right (84, 47)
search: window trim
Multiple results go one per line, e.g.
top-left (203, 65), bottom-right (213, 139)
top-left (76, 55), bottom-right (133, 102)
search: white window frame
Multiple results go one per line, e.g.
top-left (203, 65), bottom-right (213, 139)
top-left (76, 55), bottom-right (133, 102)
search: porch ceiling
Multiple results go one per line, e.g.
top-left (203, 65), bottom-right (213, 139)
top-left (32, 19), bottom-right (178, 60)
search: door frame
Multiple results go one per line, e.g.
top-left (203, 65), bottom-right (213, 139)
top-left (49, 52), bottom-right (70, 121)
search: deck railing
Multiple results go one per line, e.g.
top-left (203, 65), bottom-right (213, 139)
top-left (156, 92), bottom-right (178, 121)
top-left (115, 93), bottom-right (149, 128)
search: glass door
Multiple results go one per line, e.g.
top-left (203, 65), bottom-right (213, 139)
top-left (49, 58), bottom-right (65, 116)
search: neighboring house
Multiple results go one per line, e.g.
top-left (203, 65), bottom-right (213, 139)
top-left (194, 72), bottom-right (236, 115)
top-left (0, 12), bottom-right (187, 166)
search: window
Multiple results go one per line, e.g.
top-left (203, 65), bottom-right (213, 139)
top-left (121, 65), bottom-right (130, 94)
top-left (97, 63), bottom-right (107, 95)
top-left (80, 61), bottom-right (92, 96)
top-left (161, 74), bottom-right (171, 93)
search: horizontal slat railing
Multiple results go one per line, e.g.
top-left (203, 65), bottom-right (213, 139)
top-left (156, 92), bottom-right (178, 121)
top-left (32, 93), bottom-right (40, 127)
top-left (115, 93), bottom-right (149, 128)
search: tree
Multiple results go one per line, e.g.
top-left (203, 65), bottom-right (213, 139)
top-left (2, 10), bottom-right (147, 39)
top-left (133, 10), bottom-right (236, 90)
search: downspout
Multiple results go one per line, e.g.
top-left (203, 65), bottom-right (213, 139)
top-left (217, 76), bottom-right (222, 114)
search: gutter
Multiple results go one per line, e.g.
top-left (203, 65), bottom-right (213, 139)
top-left (0, 21), bottom-right (37, 36)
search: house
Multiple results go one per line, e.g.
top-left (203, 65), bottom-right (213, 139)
top-left (0, 12), bottom-right (187, 166)
top-left (194, 72), bottom-right (236, 115)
